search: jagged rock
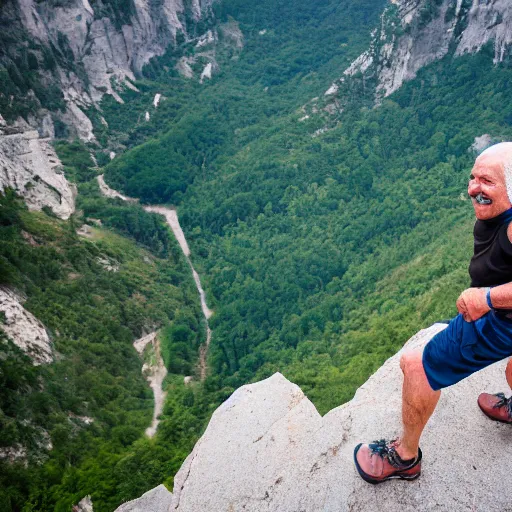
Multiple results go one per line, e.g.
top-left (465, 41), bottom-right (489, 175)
top-left (73, 495), bottom-right (94, 512)
top-left (0, 130), bottom-right (76, 219)
top-left (200, 62), bottom-right (213, 83)
top-left (336, 0), bottom-right (512, 100)
top-left (96, 256), bottom-right (120, 272)
top-left (176, 57), bottom-right (196, 78)
top-left (0, 287), bottom-right (53, 365)
top-left (161, 323), bottom-right (512, 511)
top-left (471, 134), bottom-right (494, 154)
top-left (115, 485), bottom-right (172, 512)
top-left (77, 224), bottom-right (94, 238)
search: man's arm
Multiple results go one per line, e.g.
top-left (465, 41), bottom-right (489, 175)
top-left (456, 223), bottom-right (512, 321)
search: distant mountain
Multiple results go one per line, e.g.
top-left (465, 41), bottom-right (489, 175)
top-left (326, 0), bottom-right (512, 101)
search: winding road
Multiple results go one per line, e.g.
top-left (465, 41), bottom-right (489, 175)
top-left (97, 175), bottom-right (214, 435)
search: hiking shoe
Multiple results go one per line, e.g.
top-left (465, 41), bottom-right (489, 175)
top-left (353, 439), bottom-right (422, 484)
top-left (477, 392), bottom-right (512, 424)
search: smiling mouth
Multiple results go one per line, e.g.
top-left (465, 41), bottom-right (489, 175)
top-left (474, 193), bottom-right (492, 205)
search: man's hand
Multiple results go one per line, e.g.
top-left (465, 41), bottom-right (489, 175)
top-left (456, 288), bottom-right (490, 322)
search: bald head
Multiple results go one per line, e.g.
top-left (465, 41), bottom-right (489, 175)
top-left (477, 142), bottom-right (512, 203)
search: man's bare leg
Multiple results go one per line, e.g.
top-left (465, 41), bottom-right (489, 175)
top-left (395, 350), bottom-right (441, 461)
top-left (506, 357), bottom-right (512, 389)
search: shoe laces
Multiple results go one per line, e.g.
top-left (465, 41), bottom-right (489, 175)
top-left (493, 393), bottom-right (512, 417)
top-left (368, 439), bottom-right (409, 469)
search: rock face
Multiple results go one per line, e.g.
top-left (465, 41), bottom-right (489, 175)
top-left (115, 485), bottom-right (173, 512)
top-left (73, 495), bottom-right (94, 512)
top-left (330, 0), bottom-right (512, 100)
top-left (0, 287), bottom-right (53, 365)
top-left (0, 130), bottom-right (76, 219)
top-left (130, 323), bottom-right (512, 511)
top-left (0, 0), bottom-right (216, 139)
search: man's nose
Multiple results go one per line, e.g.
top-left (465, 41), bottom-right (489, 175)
top-left (468, 180), bottom-right (480, 196)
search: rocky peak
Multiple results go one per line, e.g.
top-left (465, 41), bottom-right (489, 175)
top-left (118, 323), bottom-right (512, 511)
top-left (328, 0), bottom-right (512, 100)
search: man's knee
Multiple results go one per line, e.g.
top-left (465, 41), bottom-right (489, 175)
top-left (400, 350), bottom-right (424, 375)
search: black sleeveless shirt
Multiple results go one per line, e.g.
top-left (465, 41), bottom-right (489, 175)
top-left (469, 210), bottom-right (512, 288)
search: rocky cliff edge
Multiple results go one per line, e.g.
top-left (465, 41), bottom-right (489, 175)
top-left (118, 323), bottom-right (512, 511)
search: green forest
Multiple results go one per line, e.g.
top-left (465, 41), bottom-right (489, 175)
top-left (2, 0), bottom-right (512, 510)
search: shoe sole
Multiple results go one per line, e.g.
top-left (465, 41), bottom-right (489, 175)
top-left (353, 444), bottom-right (421, 485)
top-left (478, 403), bottom-right (512, 424)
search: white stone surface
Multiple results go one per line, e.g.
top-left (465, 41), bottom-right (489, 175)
top-left (196, 30), bottom-right (215, 48)
top-left (471, 134), bottom-right (494, 154)
top-left (200, 62), bottom-right (213, 83)
top-left (95, 255), bottom-right (120, 272)
top-left (115, 485), bottom-right (172, 512)
top-left (133, 332), bottom-right (158, 355)
top-left (325, 83), bottom-right (339, 96)
top-left (0, 131), bottom-right (76, 219)
top-left (176, 57), bottom-right (195, 78)
top-left (73, 495), bottom-right (94, 512)
top-left (0, 287), bottom-right (53, 365)
top-left (165, 324), bottom-right (512, 511)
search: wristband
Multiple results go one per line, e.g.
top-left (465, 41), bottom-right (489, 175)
top-left (486, 288), bottom-right (494, 309)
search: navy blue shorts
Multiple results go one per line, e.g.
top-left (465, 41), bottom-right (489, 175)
top-left (422, 311), bottom-right (512, 391)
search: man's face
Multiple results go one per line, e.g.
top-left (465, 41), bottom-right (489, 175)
top-left (468, 154), bottom-right (511, 220)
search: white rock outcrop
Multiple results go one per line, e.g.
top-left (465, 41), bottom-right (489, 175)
top-left (116, 485), bottom-right (173, 512)
top-left (471, 134), bottom-right (494, 154)
top-left (0, 130), bottom-right (76, 219)
top-left (335, 0), bottom-right (512, 99)
top-left (131, 323), bottom-right (512, 511)
top-left (73, 495), bottom-right (94, 512)
top-left (0, 287), bottom-right (53, 365)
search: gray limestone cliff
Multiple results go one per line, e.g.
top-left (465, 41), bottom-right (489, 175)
top-left (327, 0), bottom-right (512, 101)
top-left (118, 323), bottom-right (512, 511)
top-left (0, 0), bottom-right (216, 139)
top-left (0, 287), bottom-right (53, 365)
top-left (0, 129), bottom-right (76, 219)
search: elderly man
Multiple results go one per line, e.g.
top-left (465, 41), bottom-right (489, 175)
top-left (354, 142), bottom-right (512, 484)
